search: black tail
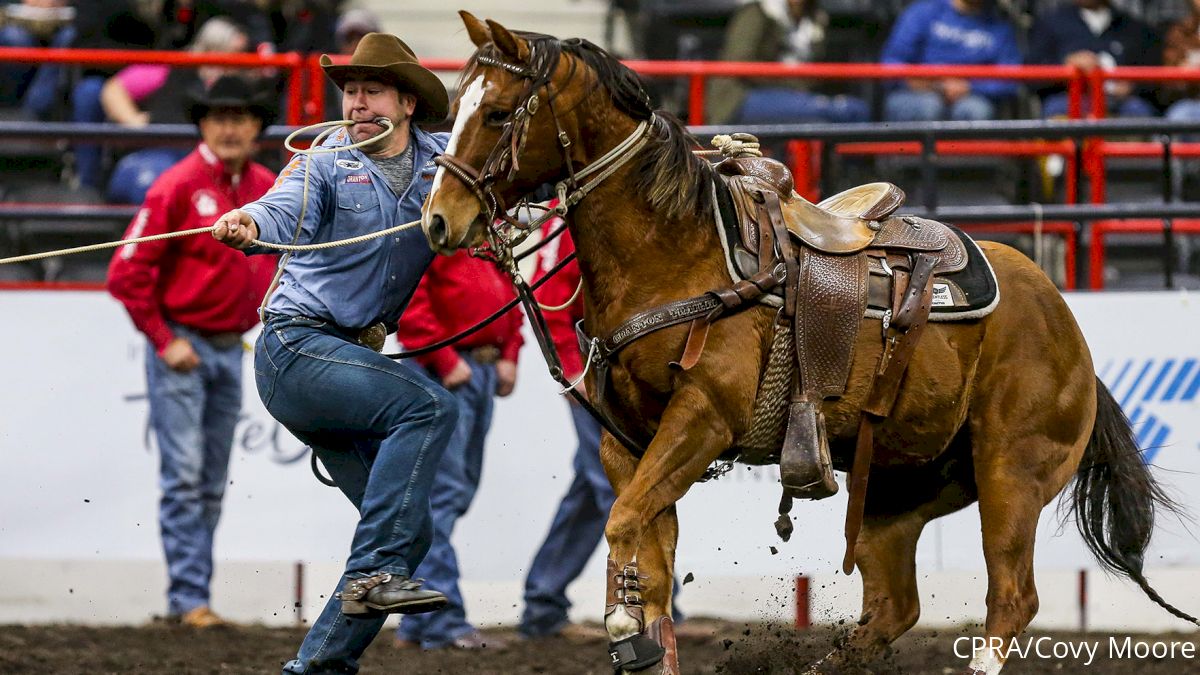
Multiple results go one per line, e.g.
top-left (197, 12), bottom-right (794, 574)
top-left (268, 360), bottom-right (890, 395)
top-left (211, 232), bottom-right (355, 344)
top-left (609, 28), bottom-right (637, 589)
top-left (1069, 377), bottom-right (1198, 626)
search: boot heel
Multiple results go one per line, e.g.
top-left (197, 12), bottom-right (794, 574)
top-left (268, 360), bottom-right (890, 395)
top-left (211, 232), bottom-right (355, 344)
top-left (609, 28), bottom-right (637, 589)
top-left (340, 599), bottom-right (371, 615)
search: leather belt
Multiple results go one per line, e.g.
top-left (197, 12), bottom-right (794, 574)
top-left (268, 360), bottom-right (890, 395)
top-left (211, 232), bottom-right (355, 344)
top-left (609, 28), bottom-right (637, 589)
top-left (197, 331), bottom-right (243, 350)
top-left (265, 312), bottom-right (387, 352)
top-left (460, 344), bottom-right (502, 365)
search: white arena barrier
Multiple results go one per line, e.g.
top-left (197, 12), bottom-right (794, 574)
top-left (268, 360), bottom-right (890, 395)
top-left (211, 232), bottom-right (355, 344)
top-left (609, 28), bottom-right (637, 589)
top-left (0, 289), bottom-right (1197, 629)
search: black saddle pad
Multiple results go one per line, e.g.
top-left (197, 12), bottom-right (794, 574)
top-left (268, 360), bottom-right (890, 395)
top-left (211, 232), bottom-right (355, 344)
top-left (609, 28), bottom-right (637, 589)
top-left (929, 225), bottom-right (998, 319)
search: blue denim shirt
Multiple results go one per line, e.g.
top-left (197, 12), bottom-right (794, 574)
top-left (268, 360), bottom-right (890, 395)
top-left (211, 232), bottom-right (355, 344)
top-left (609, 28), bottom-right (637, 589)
top-left (243, 125), bottom-right (449, 329)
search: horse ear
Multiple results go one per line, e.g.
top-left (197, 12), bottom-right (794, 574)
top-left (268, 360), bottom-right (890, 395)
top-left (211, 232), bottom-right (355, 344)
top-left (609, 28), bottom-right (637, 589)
top-left (459, 10), bottom-right (492, 48)
top-left (485, 18), bottom-right (530, 62)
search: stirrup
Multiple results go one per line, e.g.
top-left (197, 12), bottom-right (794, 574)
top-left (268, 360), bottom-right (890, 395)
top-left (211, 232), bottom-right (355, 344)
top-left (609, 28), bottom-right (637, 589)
top-left (781, 400), bottom-right (838, 500)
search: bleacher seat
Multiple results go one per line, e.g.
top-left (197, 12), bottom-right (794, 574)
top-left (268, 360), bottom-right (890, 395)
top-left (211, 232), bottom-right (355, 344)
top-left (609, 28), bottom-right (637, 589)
top-left (2, 181), bottom-right (126, 282)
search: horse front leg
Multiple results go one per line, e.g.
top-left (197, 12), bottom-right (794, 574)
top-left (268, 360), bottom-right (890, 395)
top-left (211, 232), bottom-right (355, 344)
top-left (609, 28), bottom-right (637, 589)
top-left (601, 386), bottom-right (732, 675)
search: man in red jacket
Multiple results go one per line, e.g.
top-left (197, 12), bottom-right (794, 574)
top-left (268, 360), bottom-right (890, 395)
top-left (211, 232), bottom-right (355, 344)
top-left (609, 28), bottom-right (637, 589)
top-left (515, 206), bottom-right (614, 639)
top-left (107, 75), bottom-right (277, 628)
top-left (393, 249), bottom-right (523, 649)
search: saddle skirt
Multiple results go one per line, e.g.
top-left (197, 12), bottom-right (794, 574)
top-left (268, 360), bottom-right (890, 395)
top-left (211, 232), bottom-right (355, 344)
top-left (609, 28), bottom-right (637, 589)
top-left (712, 170), bottom-right (999, 322)
top-left (711, 159), bottom-right (1000, 464)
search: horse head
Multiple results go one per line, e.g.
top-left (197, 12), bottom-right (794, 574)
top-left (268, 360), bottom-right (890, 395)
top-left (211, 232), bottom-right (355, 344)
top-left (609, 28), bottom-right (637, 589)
top-left (422, 11), bottom-right (657, 255)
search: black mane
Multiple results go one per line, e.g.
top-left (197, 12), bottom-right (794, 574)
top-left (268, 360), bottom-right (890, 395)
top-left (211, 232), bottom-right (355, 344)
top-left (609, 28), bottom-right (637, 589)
top-left (464, 33), bottom-right (714, 221)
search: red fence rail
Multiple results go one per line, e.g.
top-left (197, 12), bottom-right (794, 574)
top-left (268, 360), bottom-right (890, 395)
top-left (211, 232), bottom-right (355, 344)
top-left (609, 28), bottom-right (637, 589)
top-left (0, 46), bottom-right (307, 125)
top-left (5, 50), bottom-right (1200, 290)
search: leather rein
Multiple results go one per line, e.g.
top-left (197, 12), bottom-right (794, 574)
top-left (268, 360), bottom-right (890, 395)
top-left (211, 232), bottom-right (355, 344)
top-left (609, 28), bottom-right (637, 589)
top-left (432, 50), bottom-right (780, 460)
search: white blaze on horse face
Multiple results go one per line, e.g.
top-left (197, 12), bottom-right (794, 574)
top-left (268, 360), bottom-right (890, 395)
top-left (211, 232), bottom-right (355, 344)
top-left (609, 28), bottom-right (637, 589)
top-left (429, 74), bottom-right (485, 201)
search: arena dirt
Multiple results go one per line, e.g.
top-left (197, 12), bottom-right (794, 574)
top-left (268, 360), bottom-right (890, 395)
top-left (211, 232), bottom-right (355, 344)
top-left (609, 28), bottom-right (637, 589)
top-left (1, 620), bottom-right (1197, 674)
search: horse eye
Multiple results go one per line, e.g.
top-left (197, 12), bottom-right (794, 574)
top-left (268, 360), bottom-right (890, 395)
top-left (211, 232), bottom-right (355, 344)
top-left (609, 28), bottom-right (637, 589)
top-left (485, 109), bottom-right (512, 127)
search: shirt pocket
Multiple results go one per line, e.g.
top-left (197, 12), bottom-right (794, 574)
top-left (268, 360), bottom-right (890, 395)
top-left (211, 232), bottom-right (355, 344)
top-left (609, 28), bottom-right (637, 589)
top-left (336, 185), bottom-right (382, 215)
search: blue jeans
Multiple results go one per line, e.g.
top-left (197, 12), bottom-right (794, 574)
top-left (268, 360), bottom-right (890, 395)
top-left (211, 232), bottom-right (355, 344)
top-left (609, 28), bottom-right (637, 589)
top-left (884, 89), bottom-right (996, 122)
top-left (107, 148), bottom-right (189, 204)
top-left (519, 405), bottom-right (610, 637)
top-left (256, 315), bottom-right (458, 674)
top-left (518, 406), bottom-right (685, 635)
top-left (736, 87), bottom-right (870, 124)
top-left (72, 76), bottom-right (106, 189)
top-left (1041, 91), bottom-right (1157, 118)
top-left (145, 325), bottom-right (244, 616)
top-left (0, 24), bottom-right (73, 115)
top-left (397, 355), bottom-right (498, 648)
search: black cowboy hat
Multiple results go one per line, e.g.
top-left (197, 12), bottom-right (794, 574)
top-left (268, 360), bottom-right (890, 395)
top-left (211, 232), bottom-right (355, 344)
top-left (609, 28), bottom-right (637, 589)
top-left (320, 32), bottom-right (449, 124)
top-left (185, 75), bottom-right (278, 127)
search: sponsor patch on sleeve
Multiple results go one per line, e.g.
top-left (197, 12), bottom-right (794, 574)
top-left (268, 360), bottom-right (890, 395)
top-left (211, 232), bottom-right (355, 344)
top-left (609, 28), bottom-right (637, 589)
top-left (345, 174), bottom-right (371, 184)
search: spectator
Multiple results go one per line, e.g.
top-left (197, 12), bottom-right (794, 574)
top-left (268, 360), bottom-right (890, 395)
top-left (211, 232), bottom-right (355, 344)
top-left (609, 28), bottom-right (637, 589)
top-left (267, 0), bottom-right (344, 54)
top-left (71, 0), bottom-right (162, 189)
top-left (706, 0), bottom-right (868, 125)
top-left (324, 7), bottom-right (381, 121)
top-left (1027, 0), bottom-right (1161, 118)
top-left (881, 0), bottom-right (1021, 122)
top-left (159, 0), bottom-right (274, 51)
top-left (101, 17), bottom-right (251, 204)
top-left (106, 74), bottom-right (279, 629)
top-left (1160, 0), bottom-right (1200, 125)
top-left (392, 250), bottom-right (523, 651)
top-left (0, 0), bottom-right (75, 115)
top-left (210, 32), bottom-right (455, 672)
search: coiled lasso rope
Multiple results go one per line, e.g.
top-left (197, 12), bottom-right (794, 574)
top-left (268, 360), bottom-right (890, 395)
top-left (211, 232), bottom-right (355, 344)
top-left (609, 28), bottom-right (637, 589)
top-left (0, 118), bottom-right (416, 267)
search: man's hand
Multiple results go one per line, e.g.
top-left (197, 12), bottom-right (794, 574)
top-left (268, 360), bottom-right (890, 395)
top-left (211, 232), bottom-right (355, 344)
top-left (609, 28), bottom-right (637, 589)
top-left (442, 358), bottom-right (473, 389)
top-left (495, 359), bottom-right (517, 397)
top-left (1065, 50), bottom-right (1100, 72)
top-left (940, 78), bottom-right (971, 103)
top-left (161, 337), bottom-right (200, 373)
top-left (211, 209), bottom-right (259, 250)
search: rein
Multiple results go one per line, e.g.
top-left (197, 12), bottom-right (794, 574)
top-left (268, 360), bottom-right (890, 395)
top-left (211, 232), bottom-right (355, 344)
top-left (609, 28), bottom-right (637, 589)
top-left (432, 49), bottom-right (790, 464)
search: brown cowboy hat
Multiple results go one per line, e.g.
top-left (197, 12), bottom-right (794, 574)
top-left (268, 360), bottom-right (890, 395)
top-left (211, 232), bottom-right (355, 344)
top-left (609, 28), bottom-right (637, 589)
top-left (320, 32), bottom-right (449, 124)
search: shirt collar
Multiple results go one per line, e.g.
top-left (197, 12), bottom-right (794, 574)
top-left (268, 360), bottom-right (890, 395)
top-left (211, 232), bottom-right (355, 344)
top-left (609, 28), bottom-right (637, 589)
top-left (198, 142), bottom-right (244, 185)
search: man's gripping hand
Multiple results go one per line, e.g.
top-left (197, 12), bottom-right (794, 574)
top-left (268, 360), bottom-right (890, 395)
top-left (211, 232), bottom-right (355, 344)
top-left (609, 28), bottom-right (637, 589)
top-left (212, 209), bottom-right (260, 250)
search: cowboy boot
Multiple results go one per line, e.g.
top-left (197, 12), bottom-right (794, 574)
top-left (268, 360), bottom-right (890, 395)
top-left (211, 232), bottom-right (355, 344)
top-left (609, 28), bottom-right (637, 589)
top-left (336, 573), bottom-right (447, 615)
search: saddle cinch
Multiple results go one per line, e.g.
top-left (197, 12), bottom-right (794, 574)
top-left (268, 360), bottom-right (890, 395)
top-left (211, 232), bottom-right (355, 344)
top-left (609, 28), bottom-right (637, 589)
top-left (707, 153), bottom-right (998, 563)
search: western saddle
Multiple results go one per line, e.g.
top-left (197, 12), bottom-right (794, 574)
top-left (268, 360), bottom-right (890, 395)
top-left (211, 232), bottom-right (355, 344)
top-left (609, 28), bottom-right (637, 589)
top-left (712, 150), bottom-right (967, 574)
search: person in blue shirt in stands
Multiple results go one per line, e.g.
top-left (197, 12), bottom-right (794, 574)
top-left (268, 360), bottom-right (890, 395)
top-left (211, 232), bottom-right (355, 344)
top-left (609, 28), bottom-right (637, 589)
top-left (211, 32), bottom-right (458, 674)
top-left (880, 0), bottom-right (1021, 122)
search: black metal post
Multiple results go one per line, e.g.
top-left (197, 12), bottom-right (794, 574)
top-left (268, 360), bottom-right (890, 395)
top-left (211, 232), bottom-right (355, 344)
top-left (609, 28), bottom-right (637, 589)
top-left (921, 133), bottom-right (937, 211)
top-left (1162, 134), bottom-right (1176, 289)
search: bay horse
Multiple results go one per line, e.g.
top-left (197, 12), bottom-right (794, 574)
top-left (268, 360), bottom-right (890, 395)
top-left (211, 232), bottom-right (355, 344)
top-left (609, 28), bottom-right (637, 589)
top-left (422, 11), bottom-right (1195, 674)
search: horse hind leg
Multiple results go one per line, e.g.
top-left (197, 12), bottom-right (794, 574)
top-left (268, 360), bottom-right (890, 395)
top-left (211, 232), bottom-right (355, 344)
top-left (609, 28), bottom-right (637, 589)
top-left (809, 443), bottom-right (978, 674)
top-left (964, 395), bottom-right (1091, 672)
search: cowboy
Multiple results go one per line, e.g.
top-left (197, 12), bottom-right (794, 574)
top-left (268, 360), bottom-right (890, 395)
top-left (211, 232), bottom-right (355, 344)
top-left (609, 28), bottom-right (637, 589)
top-left (107, 73), bottom-right (279, 628)
top-left (210, 33), bottom-right (456, 673)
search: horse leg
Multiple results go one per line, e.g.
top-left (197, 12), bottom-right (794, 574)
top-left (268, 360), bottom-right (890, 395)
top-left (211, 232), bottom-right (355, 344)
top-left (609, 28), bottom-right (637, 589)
top-left (810, 449), bottom-right (978, 673)
top-left (600, 387), bottom-right (732, 675)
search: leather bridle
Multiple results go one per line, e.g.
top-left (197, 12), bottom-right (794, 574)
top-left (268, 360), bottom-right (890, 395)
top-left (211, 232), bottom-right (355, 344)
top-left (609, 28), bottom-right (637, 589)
top-left (432, 49), bottom-right (573, 236)
top-left (430, 45), bottom-right (655, 456)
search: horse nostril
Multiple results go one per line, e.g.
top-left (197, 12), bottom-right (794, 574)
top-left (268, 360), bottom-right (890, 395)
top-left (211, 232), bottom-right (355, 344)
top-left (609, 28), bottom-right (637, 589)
top-left (428, 214), bottom-right (448, 249)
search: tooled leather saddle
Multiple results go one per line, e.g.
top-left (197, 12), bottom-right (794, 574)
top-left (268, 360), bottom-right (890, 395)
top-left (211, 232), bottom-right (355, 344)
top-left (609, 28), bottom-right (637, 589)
top-left (710, 153), bottom-right (997, 572)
